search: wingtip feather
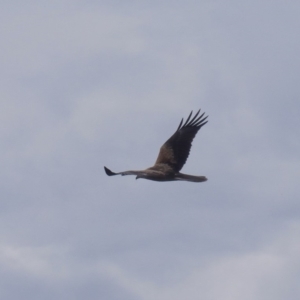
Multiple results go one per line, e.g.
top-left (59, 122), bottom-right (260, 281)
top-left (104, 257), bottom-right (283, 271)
top-left (177, 118), bottom-right (184, 131)
top-left (104, 166), bottom-right (116, 176)
top-left (182, 110), bottom-right (193, 127)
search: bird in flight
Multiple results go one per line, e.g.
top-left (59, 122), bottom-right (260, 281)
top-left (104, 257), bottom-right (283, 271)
top-left (104, 109), bottom-right (208, 182)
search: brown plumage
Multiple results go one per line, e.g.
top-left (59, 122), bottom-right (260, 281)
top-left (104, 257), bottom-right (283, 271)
top-left (104, 109), bottom-right (208, 182)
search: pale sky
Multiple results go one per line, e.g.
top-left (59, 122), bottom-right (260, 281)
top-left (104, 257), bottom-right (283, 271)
top-left (1, 1), bottom-right (300, 299)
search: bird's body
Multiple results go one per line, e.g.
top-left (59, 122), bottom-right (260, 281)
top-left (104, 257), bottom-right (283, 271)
top-left (104, 109), bottom-right (208, 183)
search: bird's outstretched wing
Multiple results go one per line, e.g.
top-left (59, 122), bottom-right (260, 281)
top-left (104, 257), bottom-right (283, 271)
top-left (154, 110), bottom-right (208, 172)
top-left (104, 166), bottom-right (141, 177)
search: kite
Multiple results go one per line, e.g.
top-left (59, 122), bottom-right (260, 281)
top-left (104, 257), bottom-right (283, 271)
top-left (104, 109), bottom-right (208, 182)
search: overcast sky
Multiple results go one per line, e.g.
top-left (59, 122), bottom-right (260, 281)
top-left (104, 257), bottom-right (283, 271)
top-left (1, 1), bottom-right (300, 299)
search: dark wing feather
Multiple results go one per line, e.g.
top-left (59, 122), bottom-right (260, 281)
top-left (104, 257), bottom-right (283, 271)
top-left (154, 110), bottom-right (208, 172)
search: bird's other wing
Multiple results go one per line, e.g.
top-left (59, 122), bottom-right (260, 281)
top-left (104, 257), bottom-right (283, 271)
top-left (154, 109), bottom-right (208, 172)
top-left (104, 166), bottom-right (142, 177)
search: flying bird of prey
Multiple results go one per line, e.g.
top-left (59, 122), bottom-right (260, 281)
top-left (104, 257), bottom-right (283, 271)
top-left (104, 109), bottom-right (208, 182)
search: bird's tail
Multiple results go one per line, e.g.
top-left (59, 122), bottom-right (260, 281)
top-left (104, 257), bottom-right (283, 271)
top-left (176, 173), bottom-right (207, 182)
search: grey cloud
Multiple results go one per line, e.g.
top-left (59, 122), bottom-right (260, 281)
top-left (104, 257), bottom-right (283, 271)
top-left (1, 1), bottom-right (300, 299)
